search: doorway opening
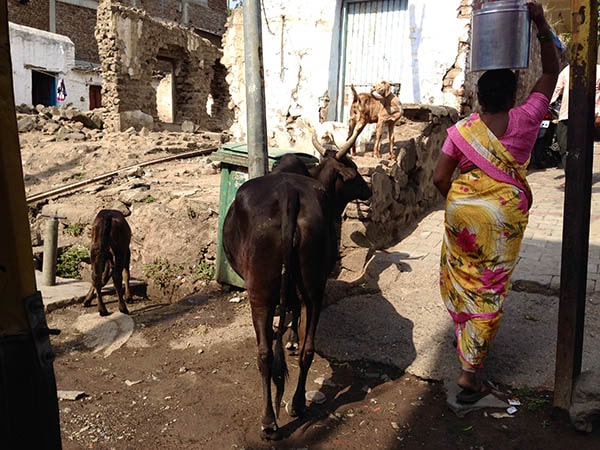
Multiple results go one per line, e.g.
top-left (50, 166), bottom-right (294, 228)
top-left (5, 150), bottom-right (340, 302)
top-left (31, 70), bottom-right (57, 106)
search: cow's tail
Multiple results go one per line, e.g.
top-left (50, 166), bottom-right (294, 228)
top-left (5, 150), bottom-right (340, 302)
top-left (272, 191), bottom-right (298, 418)
top-left (100, 215), bottom-right (113, 284)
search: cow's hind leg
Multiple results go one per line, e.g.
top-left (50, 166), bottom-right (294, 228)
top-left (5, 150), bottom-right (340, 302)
top-left (251, 304), bottom-right (282, 441)
top-left (289, 301), bottom-right (320, 417)
top-left (94, 263), bottom-right (111, 316)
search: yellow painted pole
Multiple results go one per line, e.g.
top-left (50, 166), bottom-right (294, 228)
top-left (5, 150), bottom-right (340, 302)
top-left (0, 3), bottom-right (36, 333)
top-left (0, 1), bottom-right (61, 447)
top-left (554, 0), bottom-right (598, 411)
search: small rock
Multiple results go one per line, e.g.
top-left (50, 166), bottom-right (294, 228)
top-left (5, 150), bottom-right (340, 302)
top-left (57, 390), bottom-right (87, 401)
top-left (125, 379), bottom-right (142, 386)
top-left (305, 390), bottom-right (326, 404)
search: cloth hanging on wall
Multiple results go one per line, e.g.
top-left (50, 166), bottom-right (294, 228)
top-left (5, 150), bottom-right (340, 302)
top-left (57, 78), bottom-right (67, 101)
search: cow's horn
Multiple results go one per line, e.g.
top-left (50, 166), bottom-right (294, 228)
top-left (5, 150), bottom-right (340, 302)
top-left (305, 120), bottom-right (327, 156)
top-left (335, 124), bottom-right (364, 160)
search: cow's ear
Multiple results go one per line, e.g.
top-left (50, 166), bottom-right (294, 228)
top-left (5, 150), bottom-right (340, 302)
top-left (338, 167), bottom-right (355, 181)
top-left (384, 82), bottom-right (391, 96)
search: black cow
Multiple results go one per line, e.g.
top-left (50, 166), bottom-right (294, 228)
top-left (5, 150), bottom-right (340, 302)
top-left (222, 124), bottom-right (371, 440)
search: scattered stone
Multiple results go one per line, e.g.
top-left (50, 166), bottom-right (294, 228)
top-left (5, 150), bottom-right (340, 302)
top-left (305, 391), bottom-right (326, 404)
top-left (125, 379), bottom-right (142, 386)
top-left (570, 370), bottom-right (600, 432)
top-left (181, 120), bottom-right (196, 133)
top-left (314, 376), bottom-right (336, 387)
top-left (18, 116), bottom-right (37, 132)
top-left (57, 390), bottom-right (87, 401)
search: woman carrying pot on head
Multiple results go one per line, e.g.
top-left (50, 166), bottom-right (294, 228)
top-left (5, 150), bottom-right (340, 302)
top-left (433, 1), bottom-right (560, 404)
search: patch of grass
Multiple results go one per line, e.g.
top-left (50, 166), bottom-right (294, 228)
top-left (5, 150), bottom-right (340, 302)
top-left (56, 244), bottom-right (90, 279)
top-left (143, 257), bottom-right (183, 289)
top-left (516, 387), bottom-right (550, 412)
top-left (144, 195), bottom-right (157, 203)
top-left (64, 222), bottom-right (85, 237)
top-left (189, 261), bottom-right (215, 284)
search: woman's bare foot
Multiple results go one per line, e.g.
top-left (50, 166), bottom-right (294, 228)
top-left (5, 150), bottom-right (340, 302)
top-left (457, 369), bottom-right (481, 391)
top-left (456, 369), bottom-right (492, 404)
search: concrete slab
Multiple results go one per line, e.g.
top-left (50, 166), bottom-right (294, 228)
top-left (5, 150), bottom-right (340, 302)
top-left (36, 270), bottom-right (147, 313)
top-left (445, 381), bottom-right (509, 418)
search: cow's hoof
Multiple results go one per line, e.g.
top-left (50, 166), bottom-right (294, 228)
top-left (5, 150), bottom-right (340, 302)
top-left (119, 307), bottom-right (130, 315)
top-left (260, 423), bottom-right (282, 441)
top-left (126, 297), bottom-right (134, 304)
top-left (286, 400), bottom-right (305, 418)
top-left (83, 300), bottom-right (92, 307)
top-left (99, 309), bottom-right (110, 317)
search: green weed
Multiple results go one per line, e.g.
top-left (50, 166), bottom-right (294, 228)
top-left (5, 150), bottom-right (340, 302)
top-left (64, 222), bottom-right (84, 237)
top-left (189, 261), bottom-right (215, 284)
top-left (56, 244), bottom-right (90, 279)
top-left (143, 257), bottom-right (183, 289)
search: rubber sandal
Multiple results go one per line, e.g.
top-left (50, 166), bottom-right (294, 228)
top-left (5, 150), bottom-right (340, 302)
top-left (456, 381), bottom-right (492, 404)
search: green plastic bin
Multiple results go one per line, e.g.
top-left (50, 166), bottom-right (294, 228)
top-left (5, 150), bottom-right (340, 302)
top-left (213, 143), bottom-right (319, 288)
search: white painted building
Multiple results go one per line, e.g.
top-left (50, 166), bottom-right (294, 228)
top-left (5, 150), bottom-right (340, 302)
top-left (223, 0), bottom-right (469, 149)
top-left (9, 22), bottom-right (102, 110)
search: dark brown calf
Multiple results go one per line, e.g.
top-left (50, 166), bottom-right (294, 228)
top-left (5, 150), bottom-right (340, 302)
top-left (83, 209), bottom-right (132, 316)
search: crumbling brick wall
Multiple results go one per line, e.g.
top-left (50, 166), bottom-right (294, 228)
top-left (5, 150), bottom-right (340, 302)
top-left (8, 0), bottom-right (50, 31)
top-left (96, 0), bottom-right (231, 132)
top-left (56, 3), bottom-right (99, 63)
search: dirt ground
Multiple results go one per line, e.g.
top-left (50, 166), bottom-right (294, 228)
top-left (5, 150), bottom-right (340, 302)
top-left (17, 111), bottom-right (600, 448)
top-left (47, 291), bottom-right (598, 450)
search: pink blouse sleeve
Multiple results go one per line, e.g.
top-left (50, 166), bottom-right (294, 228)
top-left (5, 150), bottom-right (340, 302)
top-left (441, 134), bottom-right (461, 160)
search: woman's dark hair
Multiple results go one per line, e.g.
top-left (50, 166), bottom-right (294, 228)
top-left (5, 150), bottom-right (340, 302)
top-left (477, 69), bottom-right (517, 113)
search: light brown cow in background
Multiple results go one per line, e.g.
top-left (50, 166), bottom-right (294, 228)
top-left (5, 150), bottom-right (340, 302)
top-left (347, 80), bottom-right (403, 161)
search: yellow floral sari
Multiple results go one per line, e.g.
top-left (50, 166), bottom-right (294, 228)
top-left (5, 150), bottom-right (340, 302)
top-left (440, 114), bottom-right (531, 370)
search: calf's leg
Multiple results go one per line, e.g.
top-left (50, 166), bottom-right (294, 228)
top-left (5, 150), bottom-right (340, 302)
top-left (111, 248), bottom-right (129, 315)
top-left (373, 120), bottom-right (384, 158)
top-left (388, 122), bottom-right (397, 161)
top-left (95, 263), bottom-right (111, 316)
top-left (123, 248), bottom-right (133, 303)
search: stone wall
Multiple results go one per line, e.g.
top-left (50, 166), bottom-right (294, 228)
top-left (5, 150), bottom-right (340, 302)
top-left (96, 0), bottom-right (232, 132)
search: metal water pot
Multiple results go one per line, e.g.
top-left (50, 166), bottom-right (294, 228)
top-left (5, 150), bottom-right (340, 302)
top-left (471, 0), bottom-right (530, 71)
